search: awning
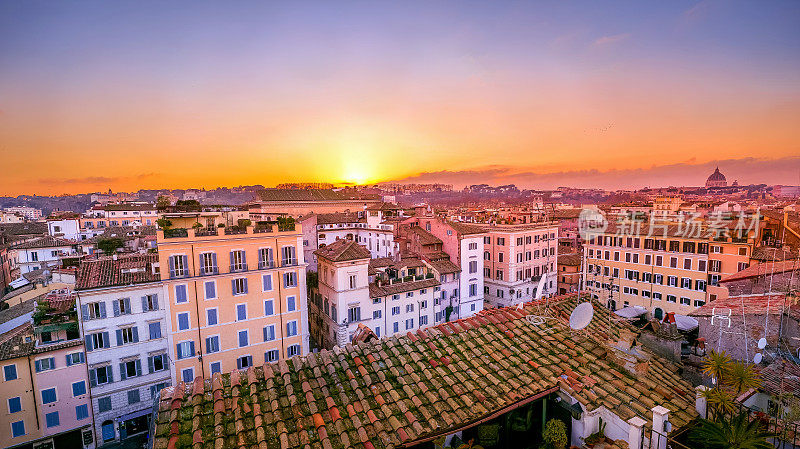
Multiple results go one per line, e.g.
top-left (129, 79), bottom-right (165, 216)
top-left (614, 306), bottom-right (647, 319)
top-left (117, 407), bottom-right (151, 423)
top-left (674, 314), bottom-right (699, 332)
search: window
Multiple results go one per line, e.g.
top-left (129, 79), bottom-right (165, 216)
top-left (116, 326), bottom-right (139, 345)
top-left (210, 362), bottom-right (221, 375)
top-left (142, 294), bottom-right (159, 311)
top-left (11, 420), bottom-right (25, 437)
top-left (177, 312), bottom-right (190, 331)
top-left (238, 330), bottom-right (249, 348)
top-left (176, 341), bottom-right (195, 359)
top-left (405, 319), bottom-right (414, 330)
top-left (237, 356), bottom-right (253, 370)
top-left (287, 296), bottom-right (296, 312)
top-left (393, 322), bottom-right (399, 333)
top-left (738, 262), bottom-right (749, 271)
top-left (3, 364), bottom-right (17, 381)
top-left (498, 253), bottom-right (504, 262)
top-left (205, 336), bottom-right (220, 353)
top-left (148, 321), bottom-right (162, 339)
top-left (41, 387), bottom-right (57, 404)
top-left (667, 295), bottom-right (677, 303)
top-left (175, 285), bottom-right (188, 304)
top-left (76, 404), bottom-right (89, 420)
top-left (667, 276), bottom-right (678, 287)
top-left (97, 397), bottom-right (112, 412)
top-left (264, 299), bottom-right (274, 316)
top-left (349, 274), bottom-right (357, 289)
top-left (497, 238), bottom-right (505, 246)
top-left (405, 304), bottom-right (414, 313)
top-left (420, 315), bottom-right (428, 326)
top-left (35, 357), bottom-right (55, 372)
top-left (286, 320), bottom-right (298, 336)
top-left (392, 306), bottom-right (400, 315)
top-left (287, 345), bottom-right (301, 357)
top-left (232, 278), bottom-right (248, 295)
top-left (120, 359), bottom-right (141, 379)
top-left (283, 272), bottom-right (297, 288)
top-left (265, 350), bottom-right (279, 362)
top-left (8, 397), bottom-right (21, 413)
top-left (113, 297), bottom-right (131, 316)
top-left (262, 274), bottom-right (273, 291)
top-left (698, 260), bottom-right (707, 272)
top-left (258, 248), bottom-right (274, 269)
top-left (128, 389), bottom-right (140, 404)
top-left (680, 297), bottom-right (690, 305)
top-left (45, 411), bottom-right (60, 428)
top-left (281, 246), bottom-right (297, 266)
top-left (30, 252), bottom-right (38, 262)
top-left (694, 299), bottom-right (706, 307)
top-left (200, 252), bottom-right (218, 275)
top-left (230, 250), bottom-right (247, 272)
top-left (84, 302), bottom-right (106, 320)
top-left (207, 309), bottom-right (218, 326)
top-left (263, 325), bottom-right (276, 342)
top-left (372, 310), bottom-right (382, 319)
top-left (181, 368), bottom-right (194, 383)
top-left (468, 242), bottom-right (478, 250)
top-left (149, 354), bottom-right (167, 372)
top-left (236, 304), bottom-right (247, 321)
top-left (91, 365), bottom-right (113, 386)
top-left (709, 260), bottom-right (721, 272)
top-left (204, 281), bottom-right (217, 300)
top-left (72, 381), bottom-right (86, 397)
top-left (169, 255), bottom-right (189, 278)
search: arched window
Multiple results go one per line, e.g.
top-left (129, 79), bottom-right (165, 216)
top-left (654, 307), bottom-right (664, 320)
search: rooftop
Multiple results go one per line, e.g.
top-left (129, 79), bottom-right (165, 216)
top-left (690, 293), bottom-right (799, 321)
top-left (0, 222), bottom-right (47, 236)
top-left (721, 259), bottom-right (800, 283)
top-left (257, 189), bottom-right (381, 203)
top-left (445, 221), bottom-right (486, 236)
top-left (152, 294), bottom-right (697, 449)
top-left (558, 253), bottom-right (582, 267)
top-left (408, 226), bottom-right (442, 246)
top-left (11, 235), bottom-right (74, 250)
top-left (368, 277), bottom-right (440, 297)
top-left (314, 239), bottom-right (372, 263)
top-left (76, 253), bottom-right (160, 290)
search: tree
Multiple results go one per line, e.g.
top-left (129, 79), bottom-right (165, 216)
top-left (541, 419), bottom-right (568, 449)
top-left (156, 218), bottom-right (172, 229)
top-left (701, 351), bottom-right (762, 417)
top-left (689, 412), bottom-right (775, 449)
top-left (237, 218), bottom-right (252, 228)
top-left (97, 238), bottom-right (124, 254)
top-left (156, 195), bottom-right (171, 209)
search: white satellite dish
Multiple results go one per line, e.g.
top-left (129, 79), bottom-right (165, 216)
top-left (569, 302), bottom-right (594, 330)
top-left (754, 353), bottom-right (763, 364)
top-left (757, 337), bottom-right (767, 349)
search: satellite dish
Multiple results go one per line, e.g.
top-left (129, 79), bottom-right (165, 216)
top-left (534, 275), bottom-right (548, 300)
top-left (569, 302), bottom-right (594, 330)
top-left (757, 338), bottom-right (767, 349)
top-left (754, 353), bottom-right (763, 364)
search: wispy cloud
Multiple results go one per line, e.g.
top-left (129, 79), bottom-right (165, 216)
top-left (683, 0), bottom-right (712, 23)
top-left (36, 173), bottom-right (161, 186)
top-left (385, 157), bottom-right (800, 190)
top-left (592, 33), bottom-right (631, 47)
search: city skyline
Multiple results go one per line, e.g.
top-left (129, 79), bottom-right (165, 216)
top-left (1, 1), bottom-right (799, 195)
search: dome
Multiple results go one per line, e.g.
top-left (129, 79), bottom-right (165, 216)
top-left (705, 167), bottom-right (727, 188)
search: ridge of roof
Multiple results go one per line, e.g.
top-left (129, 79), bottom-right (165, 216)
top-left (314, 239), bottom-right (371, 263)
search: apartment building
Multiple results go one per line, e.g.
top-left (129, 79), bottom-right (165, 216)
top-left (480, 222), bottom-right (560, 308)
top-left (4, 206), bottom-right (42, 221)
top-left (557, 253), bottom-right (581, 295)
top-left (156, 222), bottom-right (308, 384)
top-left (75, 254), bottom-right (170, 445)
top-left (583, 221), bottom-right (757, 319)
top-left (249, 188), bottom-right (382, 218)
top-left (1, 210), bottom-right (25, 223)
top-left (11, 236), bottom-right (77, 274)
top-left (300, 210), bottom-right (397, 272)
top-left (311, 240), bottom-right (439, 348)
top-left (399, 217), bottom-right (486, 320)
top-left (0, 296), bottom-right (94, 449)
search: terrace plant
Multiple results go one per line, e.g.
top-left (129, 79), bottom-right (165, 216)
top-left (541, 418), bottom-right (568, 449)
top-left (156, 218), bottom-right (172, 229)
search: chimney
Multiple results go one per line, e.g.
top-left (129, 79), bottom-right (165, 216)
top-left (650, 406), bottom-right (671, 449)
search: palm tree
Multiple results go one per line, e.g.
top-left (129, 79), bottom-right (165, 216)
top-left (725, 361), bottom-right (762, 395)
top-left (689, 412), bottom-right (775, 449)
top-left (702, 350), bottom-right (731, 384)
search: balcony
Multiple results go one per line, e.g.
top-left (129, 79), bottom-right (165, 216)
top-left (230, 263), bottom-right (248, 273)
top-left (224, 226), bottom-right (248, 235)
top-left (259, 260), bottom-right (275, 269)
top-left (281, 258), bottom-right (298, 267)
top-left (199, 266), bottom-right (219, 276)
top-left (163, 228), bottom-right (188, 238)
top-left (158, 223), bottom-right (300, 241)
top-left (195, 228), bottom-right (218, 237)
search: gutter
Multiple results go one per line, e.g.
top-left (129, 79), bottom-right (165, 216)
top-left (402, 386), bottom-right (559, 447)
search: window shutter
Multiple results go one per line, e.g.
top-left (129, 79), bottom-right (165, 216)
top-left (66, 354), bottom-right (72, 366)
top-left (135, 359), bottom-right (142, 377)
top-left (119, 363), bottom-right (127, 380)
top-left (35, 360), bottom-right (41, 372)
top-left (85, 335), bottom-right (93, 352)
top-left (99, 302), bottom-right (107, 318)
top-left (132, 326), bottom-right (139, 343)
top-left (89, 369), bottom-right (97, 387)
top-left (241, 251), bottom-right (247, 267)
top-left (247, 356), bottom-right (252, 367)
top-left (102, 332), bottom-right (110, 348)
top-left (169, 256), bottom-right (175, 278)
top-left (116, 329), bottom-right (123, 346)
top-left (106, 365), bottom-right (113, 383)
top-left (205, 337), bottom-right (211, 352)
top-left (124, 298), bottom-right (131, 314)
top-left (229, 251), bottom-right (235, 269)
top-left (79, 352), bottom-right (84, 363)
top-left (231, 279), bottom-right (236, 294)
top-left (147, 356), bottom-right (154, 374)
top-left (152, 295), bottom-right (158, 310)
top-left (211, 253), bottom-right (217, 272)
top-left (176, 344), bottom-right (183, 359)
top-left (243, 278), bottom-right (248, 294)
top-left (263, 327), bottom-right (268, 342)
top-left (81, 304), bottom-right (89, 321)
top-left (205, 282), bottom-right (214, 299)
top-left (189, 341), bottom-right (195, 357)
top-left (141, 296), bottom-right (148, 312)
top-left (113, 300), bottom-right (120, 317)
top-left (198, 254), bottom-right (205, 274)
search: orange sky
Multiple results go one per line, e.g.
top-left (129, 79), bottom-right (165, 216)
top-left (1, 1), bottom-right (798, 195)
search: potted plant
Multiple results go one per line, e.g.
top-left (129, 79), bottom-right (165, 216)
top-left (541, 419), bottom-right (568, 449)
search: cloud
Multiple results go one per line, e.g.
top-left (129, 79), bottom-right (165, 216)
top-left (385, 156), bottom-right (800, 190)
top-left (592, 33), bottom-right (631, 47)
top-left (36, 173), bottom-right (161, 186)
top-left (683, 1), bottom-right (712, 22)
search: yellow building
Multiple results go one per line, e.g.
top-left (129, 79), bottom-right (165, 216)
top-left (583, 221), bottom-right (756, 319)
top-left (156, 223), bottom-right (308, 383)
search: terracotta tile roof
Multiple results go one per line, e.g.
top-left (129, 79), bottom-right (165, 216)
top-left (409, 227), bottom-right (442, 246)
top-left (75, 253), bottom-right (160, 290)
top-left (365, 202), bottom-right (400, 211)
top-left (425, 258), bottom-right (460, 275)
top-left (721, 260), bottom-right (800, 283)
top-left (314, 239), bottom-right (371, 263)
top-left (257, 188), bottom-right (381, 202)
top-left (0, 222), bottom-right (47, 236)
top-left (750, 246), bottom-right (798, 262)
top-left (552, 209), bottom-right (582, 220)
top-left (152, 294), bottom-right (698, 449)
top-left (368, 258), bottom-right (395, 275)
top-left (310, 212), bottom-right (365, 225)
top-left (690, 293), bottom-right (800, 320)
top-left (103, 203), bottom-right (156, 211)
top-left (11, 235), bottom-right (74, 250)
top-left (759, 358), bottom-right (800, 397)
top-left (445, 221), bottom-right (486, 236)
top-left (558, 253), bottom-right (582, 267)
top-left (0, 324), bottom-right (35, 361)
top-left (368, 278), bottom-right (440, 297)
top-left (0, 299), bottom-right (35, 327)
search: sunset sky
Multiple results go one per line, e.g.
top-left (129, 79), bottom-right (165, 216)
top-left (1, 1), bottom-right (799, 195)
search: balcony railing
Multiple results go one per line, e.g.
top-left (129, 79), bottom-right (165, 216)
top-left (281, 258), bottom-right (298, 267)
top-left (230, 264), bottom-right (248, 273)
top-left (258, 260), bottom-right (275, 269)
top-left (164, 228), bottom-right (188, 238)
top-left (224, 227), bottom-right (248, 235)
top-left (199, 266), bottom-right (219, 276)
top-left (195, 228), bottom-right (218, 237)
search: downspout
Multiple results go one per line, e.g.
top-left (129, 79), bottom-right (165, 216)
top-left (26, 354), bottom-right (41, 431)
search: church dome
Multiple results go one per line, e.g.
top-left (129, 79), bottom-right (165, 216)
top-left (705, 167), bottom-right (727, 188)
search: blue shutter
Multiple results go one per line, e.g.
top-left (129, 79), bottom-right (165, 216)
top-left (89, 369), bottom-right (97, 387)
top-left (119, 363), bottom-right (127, 380)
top-left (102, 332), bottom-right (110, 349)
top-left (211, 253), bottom-right (217, 273)
top-left (34, 360), bottom-right (41, 372)
top-left (132, 326), bottom-right (139, 343)
top-left (198, 254), bottom-right (205, 275)
top-left (124, 298), bottom-right (131, 314)
top-left (263, 274), bottom-right (270, 291)
top-left (243, 278), bottom-right (248, 294)
top-left (116, 329), bottom-right (123, 346)
top-left (205, 282), bottom-right (214, 299)
top-left (99, 302), bottom-right (107, 318)
top-left (113, 300), bottom-right (120, 317)
top-left (81, 304), bottom-right (89, 321)
top-left (176, 344), bottom-right (183, 359)
top-left (148, 356), bottom-right (154, 374)
top-left (85, 335), bottom-right (93, 352)
top-left (189, 341), bottom-right (195, 357)
top-left (229, 251), bottom-right (235, 270)
top-left (169, 256), bottom-right (175, 278)
top-left (231, 279), bottom-right (236, 294)
top-left (152, 295), bottom-right (158, 310)
top-left (79, 352), bottom-right (84, 363)
top-left (66, 354), bottom-right (72, 366)
top-left (241, 251), bottom-right (247, 269)
top-left (141, 296), bottom-right (148, 312)
top-left (135, 359), bottom-right (142, 377)
top-left (106, 365), bottom-right (113, 383)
